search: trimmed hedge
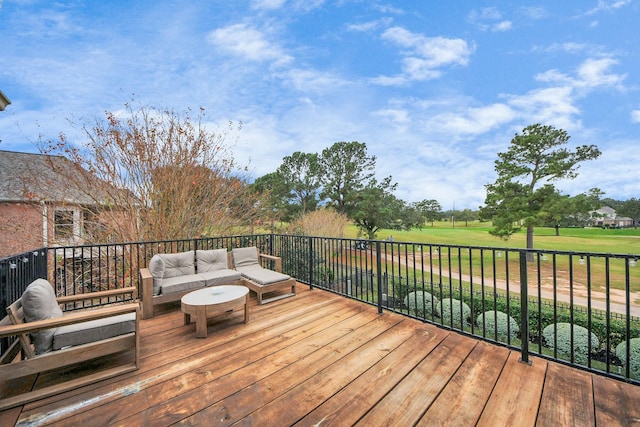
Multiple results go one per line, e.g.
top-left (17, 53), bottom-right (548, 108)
top-left (438, 285), bottom-right (638, 350)
top-left (477, 310), bottom-right (519, 340)
top-left (404, 291), bottom-right (438, 318)
top-left (437, 298), bottom-right (471, 328)
top-left (616, 338), bottom-right (640, 379)
top-left (542, 323), bottom-right (600, 364)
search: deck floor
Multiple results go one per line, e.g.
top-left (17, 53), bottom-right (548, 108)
top-left (2, 286), bottom-right (640, 426)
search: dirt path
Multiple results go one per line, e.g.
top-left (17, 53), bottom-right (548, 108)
top-left (380, 251), bottom-right (640, 318)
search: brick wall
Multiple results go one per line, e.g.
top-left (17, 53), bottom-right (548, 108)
top-left (0, 202), bottom-right (45, 258)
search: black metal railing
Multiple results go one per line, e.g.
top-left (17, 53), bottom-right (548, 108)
top-left (1, 234), bottom-right (639, 385)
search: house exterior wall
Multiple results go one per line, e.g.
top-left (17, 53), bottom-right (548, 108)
top-left (0, 202), bottom-right (45, 258)
top-left (0, 201), bottom-right (91, 258)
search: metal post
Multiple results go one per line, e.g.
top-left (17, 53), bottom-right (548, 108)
top-left (308, 237), bottom-right (314, 290)
top-left (519, 250), bottom-right (531, 365)
top-left (376, 241), bottom-right (383, 314)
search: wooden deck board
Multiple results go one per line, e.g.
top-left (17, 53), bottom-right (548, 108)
top-left (355, 333), bottom-right (478, 426)
top-left (537, 363), bottom-right (595, 426)
top-left (295, 326), bottom-right (450, 426)
top-left (3, 286), bottom-right (640, 426)
top-left (593, 373), bottom-right (640, 426)
top-left (417, 341), bottom-right (511, 426)
top-left (477, 352), bottom-right (547, 427)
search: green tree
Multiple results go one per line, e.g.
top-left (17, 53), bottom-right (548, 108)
top-left (619, 198), bottom-right (640, 228)
top-left (457, 208), bottom-right (477, 227)
top-left (600, 197), bottom-right (623, 211)
top-left (414, 199), bottom-right (442, 226)
top-left (480, 124), bottom-right (601, 255)
top-left (541, 190), bottom-right (573, 236)
top-left (318, 141), bottom-right (375, 215)
top-left (399, 202), bottom-right (423, 230)
top-left (350, 176), bottom-right (400, 239)
top-left (250, 172), bottom-right (289, 226)
top-left (276, 151), bottom-right (321, 217)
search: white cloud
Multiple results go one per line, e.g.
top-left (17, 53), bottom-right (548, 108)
top-left (631, 110), bottom-right (640, 123)
top-left (576, 57), bottom-right (626, 90)
top-left (376, 27), bottom-right (472, 84)
top-left (535, 57), bottom-right (626, 92)
top-left (207, 23), bottom-right (293, 67)
top-left (506, 86), bottom-right (581, 131)
top-left (538, 42), bottom-right (594, 54)
top-left (468, 7), bottom-right (513, 32)
top-left (251, 0), bottom-right (286, 10)
top-left (520, 7), bottom-right (548, 20)
top-left (470, 7), bottom-right (502, 21)
top-left (373, 4), bottom-right (406, 15)
top-left (493, 21), bottom-right (512, 32)
top-left (427, 103), bottom-right (516, 136)
top-left (347, 18), bottom-right (393, 33)
top-left (585, 0), bottom-right (631, 16)
top-left (372, 108), bottom-right (410, 129)
top-left (282, 68), bottom-right (349, 94)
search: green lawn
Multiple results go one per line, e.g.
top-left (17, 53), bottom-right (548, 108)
top-left (345, 221), bottom-right (640, 255)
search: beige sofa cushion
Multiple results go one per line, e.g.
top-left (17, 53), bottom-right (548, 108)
top-left (198, 269), bottom-right (242, 287)
top-left (231, 247), bottom-right (260, 269)
top-left (161, 251), bottom-right (196, 277)
top-left (160, 274), bottom-right (205, 295)
top-left (149, 251), bottom-right (197, 295)
top-left (148, 255), bottom-right (165, 295)
top-left (196, 249), bottom-right (229, 272)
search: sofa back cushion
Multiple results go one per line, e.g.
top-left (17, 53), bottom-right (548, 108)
top-left (148, 251), bottom-right (196, 295)
top-left (21, 278), bottom-right (63, 354)
top-left (196, 249), bottom-right (229, 272)
top-left (232, 247), bottom-right (260, 270)
top-left (160, 251), bottom-right (196, 278)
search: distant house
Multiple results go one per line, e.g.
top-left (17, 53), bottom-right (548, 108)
top-left (591, 206), bottom-right (634, 228)
top-left (0, 150), bottom-right (108, 258)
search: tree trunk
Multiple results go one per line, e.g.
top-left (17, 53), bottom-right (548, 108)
top-left (555, 224), bottom-right (560, 236)
top-left (526, 225), bottom-right (535, 262)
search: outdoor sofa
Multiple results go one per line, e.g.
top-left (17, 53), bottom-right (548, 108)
top-left (139, 248), bottom-right (242, 319)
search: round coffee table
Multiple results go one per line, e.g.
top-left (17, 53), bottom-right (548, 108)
top-left (181, 285), bottom-right (249, 338)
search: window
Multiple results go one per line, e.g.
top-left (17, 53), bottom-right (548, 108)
top-left (54, 210), bottom-right (74, 239)
top-left (82, 209), bottom-right (106, 240)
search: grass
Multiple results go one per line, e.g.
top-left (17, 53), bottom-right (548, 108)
top-left (340, 221), bottom-right (640, 294)
top-left (345, 221), bottom-right (640, 256)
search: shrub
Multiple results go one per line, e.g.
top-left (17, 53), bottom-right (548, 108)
top-left (404, 291), bottom-right (437, 318)
top-left (477, 311), bottom-right (519, 340)
top-left (542, 323), bottom-right (600, 364)
top-left (616, 338), bottom-right (640, 379)
top-left (436, 298), bottom-right (471, 327)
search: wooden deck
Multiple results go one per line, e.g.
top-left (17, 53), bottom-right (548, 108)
top-left (2, 286), bottom-right (640, 426)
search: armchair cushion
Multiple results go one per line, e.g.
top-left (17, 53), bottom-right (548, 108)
top-left (231, 247), bottom-right (260, 269)
top-left (196, 249), bottom-right (228, 272)
top-left (52, 312), bottom-right (136, 350)
top-left (21, 279), bottom-right (63, 354)
top-left (237, 264), bottom-right (291, 285)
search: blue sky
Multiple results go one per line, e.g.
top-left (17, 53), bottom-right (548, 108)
top-left (1, 1), bottom-right (638, 210)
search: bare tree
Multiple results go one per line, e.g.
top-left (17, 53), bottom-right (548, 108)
top-left (44, 104), bottom-right (261, 243)
top-left (286, 209), bottom-right (349, 238)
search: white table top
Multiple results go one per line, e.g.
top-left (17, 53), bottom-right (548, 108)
top-left (181, 285), bottom-right (249, 306)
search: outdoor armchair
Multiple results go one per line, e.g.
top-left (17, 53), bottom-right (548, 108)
top-left (0, 279), bottom-right (140, 410)
top-left (231, 246), bottom-right (296, 304)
